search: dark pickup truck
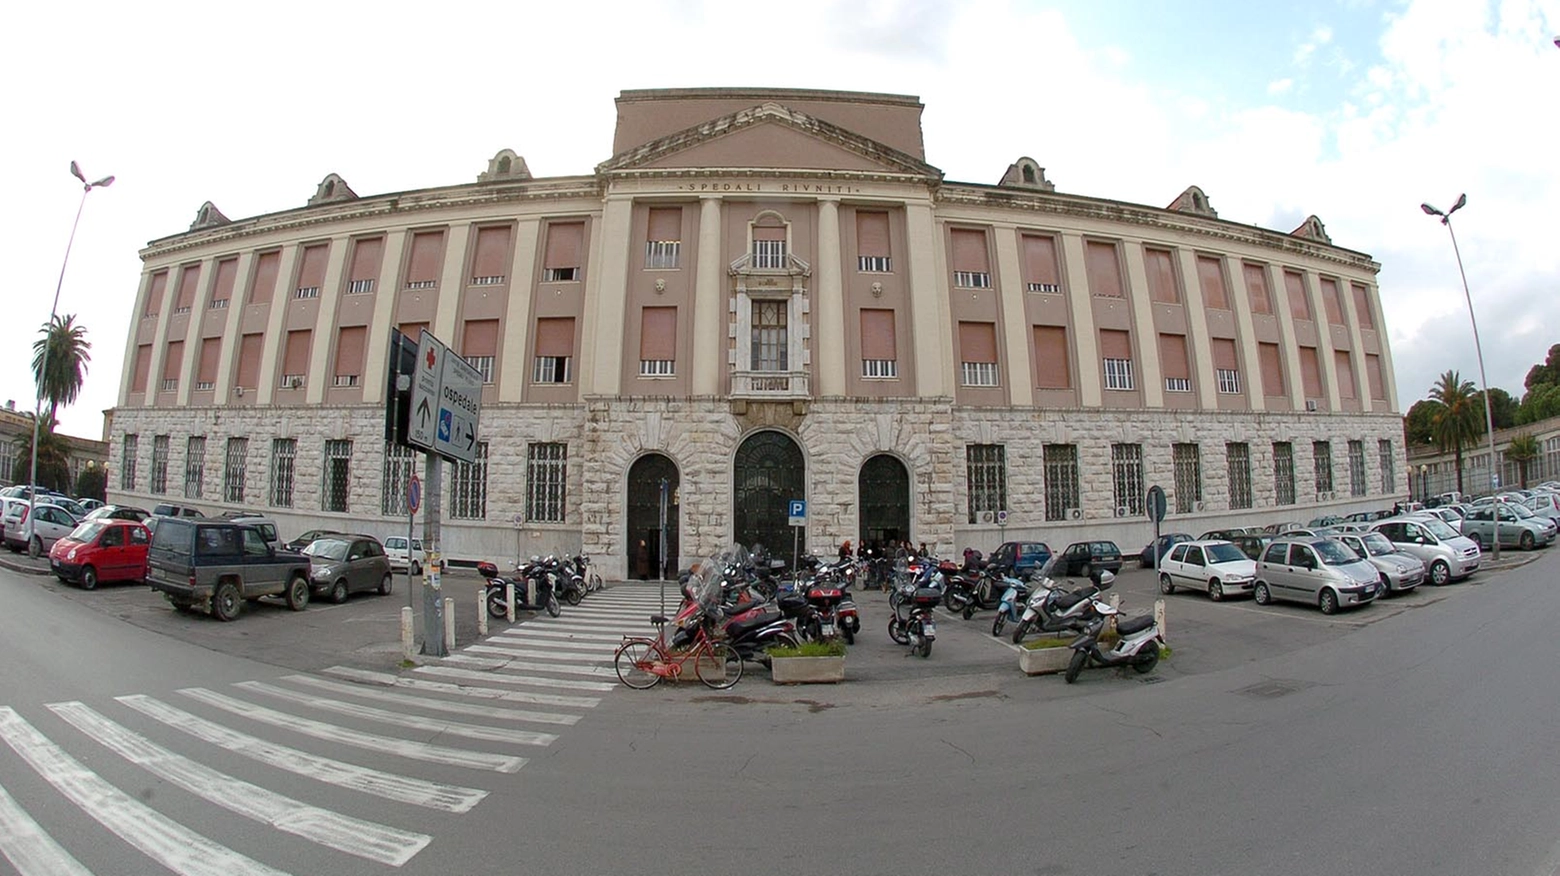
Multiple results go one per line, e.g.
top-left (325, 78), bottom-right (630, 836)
top-left (146, 518), bottom-right (311, 621)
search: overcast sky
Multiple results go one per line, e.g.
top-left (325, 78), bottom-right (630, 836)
top-left (4, 0), bottom-right (1556, 441)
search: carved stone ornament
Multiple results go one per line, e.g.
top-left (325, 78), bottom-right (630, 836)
top-left (307, 173), bottom-right (358, 206)
top-left (1290, 215), bottom-right (1332, 244)
top-left (479, 149), bottom-right (532, 183)
top-left (998, 157), bottom-right (1056, 192)
top-left (189, 201), bottom-right (232, 231)
top-left (870, 281), bottom-right (883, 297)
top-left (654, 278), bottom-right (666, 293)
top-left (1167, 185), bottom-right (1218, 218)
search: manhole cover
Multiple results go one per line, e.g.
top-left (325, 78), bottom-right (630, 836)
top-left (1235, 678), bottom-right (1313, 699)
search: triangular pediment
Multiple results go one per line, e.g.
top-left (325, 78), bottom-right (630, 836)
top-left (597, 102), bottom-right (941, 180)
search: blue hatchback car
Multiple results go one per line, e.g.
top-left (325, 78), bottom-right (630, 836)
top-left (988, 541), bottom-right (1053, 577)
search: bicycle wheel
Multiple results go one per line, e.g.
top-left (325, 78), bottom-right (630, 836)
top-left (694, 642), bottom-right (744, 689)
top-left (614, 639), bottom-right (664, 689)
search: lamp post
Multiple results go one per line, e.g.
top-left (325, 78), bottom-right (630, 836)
top-left (1420, 193), bottom-right (1499, 560)
top-left (25, 162), bottom-right (113, 555)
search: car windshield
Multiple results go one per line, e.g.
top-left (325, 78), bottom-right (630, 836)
top-left (1419, 518), bottom-right (1459, 539)
top-left (1361, 533), bottom-right (1397, 556)
top-left (1315, 539), bottom-right (1359, 565)
top-left (306, 539), bottom-right (351, 561)
top-left (69, 521), bottom-right (107, 542)
top-left (1205, 543), bottom-right (1246, 563)
top-left (1506, 503), bottom-right (1536, 519)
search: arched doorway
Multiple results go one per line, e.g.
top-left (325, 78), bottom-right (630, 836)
top-left (626, 453), bottom-right (679, 580)
top-left (733, 431), bottom-right (805, 567)
top-left (859, 454), bottom-right (910, 552)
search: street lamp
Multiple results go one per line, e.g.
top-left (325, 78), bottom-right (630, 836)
top-left (1420, 193), bottom-right (1500, 560)
top-left (25, 162), bottom-right (113, 555)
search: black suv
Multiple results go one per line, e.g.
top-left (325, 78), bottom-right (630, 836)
top-left (146, 518), bottom-right (311, 621)
top-left (1053, 540), bottom-right (1124, 578)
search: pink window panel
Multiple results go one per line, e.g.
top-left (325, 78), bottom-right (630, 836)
top-left (859, 309), bottom-right (896, 360)
top-left (544, 223), bottom-right (585, 268)
top-left (196, 338), bottom-right (221, 385)
top-left (1144, 249), bottom-right (1179, 304)
top-left (958, 322), bottom-right (998, 364)
top-left (536, 318), bottom-right (575, 357)
top-left (462, 319), bottom-right (499, 358)
top-left (131, 344), bottom-right (152, 392)
top-left (162, 341), bottom-right (184, 385)
top-left (1299, 346), bottom-right (1323, 398)
top-left (950, 229), bottom-right (990, 274)
top-left (1159, 334), bottom-right (1190, 380)
top-left (335, 326), bottom-right (366, 377)
top-left (1212, 338), bottom-right (1239, 372)
top-left (1335, 350), bottom-right (1356, 398)
top-left (212, 258), bottom-right (238, 305)
top-left (1084, 241), bottom-right (1124, 298)
top-left (472, 227), bottom-right (511, 280)
top-left (235, 334), bottom-right (263, 389)
top-left (1366, 354), bottom-right (1386, 399)
top-left (1321, 278), bottom-right (1345, 325)
top-left (407, 232), bottom-right (445, 285)
top-left (1021, 235), bottom-right (1061, 287)
top-left (1033, 326), bottom-right (1070, 389)
top-left (282, 330), bottom-right (312, 376)
top-left (249, 251), bottom-right (280, 305)
top-left (1352, 283), bottom-right (1375, 329)
top-left (297, 244), bottom-right (328, 288)
top-left (751, 222), bottom-right (787, 242)
top-left (1197, 256), bottom-right (1229, 310)
top-left (856, 212), bottom-right (891, 258)
top-left (1285, 271), bottom-right (1312, 321)
top-left (174, 263), bottom-right (202, 311)
top-left (145, 271), bottom-right (168, 316)
top-left (1244, 263), bottom-right (1272, 315)
top-left (647, 208), bottom-right (682, 242)
top-left (1259, 343), bottom-right (1286, 396)
top-left (398, 322), bottom-right (428, 344)
top-left (350, 237), bottom-right (384, 284)
top-left (640, 308), bottom-right (677, 361)
top-left (1099, 329), bottom-right (1133, 361)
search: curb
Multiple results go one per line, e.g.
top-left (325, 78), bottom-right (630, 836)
top-left (0, 556), bottom-right (51, 577)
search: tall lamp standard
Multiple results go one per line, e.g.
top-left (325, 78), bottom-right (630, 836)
top-left (25, 162), bottom-right (114, 556)
top-left (1420, 193), bottom-right (1500, 560)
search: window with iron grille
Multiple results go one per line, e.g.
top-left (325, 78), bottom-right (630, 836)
top-left (1274, 442), bottom-right (1296, 505)
top-left (857, 256), bottom-right (891, 273)
top-left (471, 275), bottom-right (505, 286)
top-left (269, 438), bottom-right (296, 508)
top-left (960, 362), bottom-right (999, 387)
top-left (294, 286), bottom-right (320, 299)
top-left (1216, 368), bottom-right (1241, 394)
top-left (223, 437), bottom-right (248, 504)
top-left (210, 298), bottom-right (229, 310)
top-left (120, 435), bottom-right (138, 491)
top-left (183, 437), bottom-right (206, 499)
top-left (151, 435), bottom-right (169, 494)
top-left (751, 301), bottom-right (788, 371)
top-left (645, 240), bottom-right (681, 269)
top-left (1027, 282), bottom-right (1062, 293)
top-left (965, 444), bottom-right (1007, 524)
top-left (465, 355), bottom-right (494, 384)
top-left (1379, 439), bottom-right (1394, 494)
top-left (450, 442), bottom-right (489, 520)
top-left (0, 441), bottom-right (12, 484)
top-left (1173, 443), bottom-right (1202, 513)
top-left (1103, 357), bottom-right (1135, 390)
top-left (1165, 377), bottom-right (1192, 393)
top-left (953, 271), bottom-right (991, 289)
top-left (1043, 444), bottom-right (1080, 521)
top-left (406, 279), bottom-right (436, 290)
top-left (753, 239), bottom-right (787, 269)
top-left (1314, 441), bottom-right (1334, 495)
top-left (1227, 443), bottom-right (1253, 509)
top-left (347, 279), bottom-right (375, 294)
top-left (542, 267), bottom-right (577, 283)
top-left (532, 356), bottom-right (572, 384)
top-left (862, 359), bottom-right (897, 379)
top-left (1349, 440), bottom-right (1367, 497)
top-left (1112, 444), bottom-right (1146, 515)
top-left (381, 441), bottom-right (413, 516)
top-left (526, 443), bottom-right (567, 523)
top-left (322, 440), bottom-right (352, 513)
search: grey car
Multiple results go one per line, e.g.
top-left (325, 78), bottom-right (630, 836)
top-left (1335, 531), bottom-right (1425, 595)
top-left (1459, 503), bottom-right (1557, 551)
top-left (1254, 537), bottom-right (1380, 614)
top-left (303, 536), bottom-right (394, 603)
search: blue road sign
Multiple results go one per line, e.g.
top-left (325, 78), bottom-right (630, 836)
top-left (408, 475), bottom-right (422, 515)
top-left (438, 408), bottom-right (453, 443)
top-left (788, 499), bottom-right (806, 527)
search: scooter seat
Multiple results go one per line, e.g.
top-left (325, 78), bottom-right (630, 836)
top-left (1117, 615), bottom-right (1155, 636)
top-left (727, 609), bottom-right (782, 639)
top-left (1053, 590), bottom-right (1090, 611)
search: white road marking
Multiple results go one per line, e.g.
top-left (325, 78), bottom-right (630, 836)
top-left (497, 629), bottom-right (629, 643)
top-left (324, 667), bottom-right (601, 708)
top-left (280, 674), bottom-right (581, 725)
top-left (1209, 601), bottom-right (1372, 627)
top-left (0, 777), bottom-right (92, 876)
top-left (233, 681), bottom-right (558, 747)
top-left (117, 695), bottom-right (486, 812)
top-left (542, 608), bottom-right (655, 620)
top-left (521, 617), bottom-right (648, 631)
top-left (466, 642), bottom-right (610, 663)
top-left (415, 665), bottom-right (616, 692)
top-left (449, 651), bottom-right (617, 677)
top-left (178, 688), bottom-right (525, 773)
top-left (48, 702), bottom-right (430, 867)
top-left (0, 706), bottom-right (290, 876)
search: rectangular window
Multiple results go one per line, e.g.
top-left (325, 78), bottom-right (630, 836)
top-left (211, 258), bottom-right (237, 310)
top-left (223, 437), bottom-right (248, 504)
top-left (270, 438), bottom-right (296, 508)
top-left (1321, 278), bottom-right (1345, 325)
top-left (958, 321), bottom-right (999, 387)
top-left (950, 228), bottom-right (990, 289)
top-left (470, 225), bottom-right (510, 285)
top-left (322, 439), bottom-right (352, 513)
top-left (132, 344), bottom-right (152, 393)
top-left (1352, 283), bottom-right (1376, 330)
top-left (1366, 353), bottom-right (1386, 401)
top-left (450, 442), bottom-right (489, 520)
top-left (1212, 338), bottom-right (1240, 395)
top-left (1285, 270), bottom-right (1312, 321)
top-left (856, 210), bottom-right (891, 273)
top-left (281, 329), bottom-right (311, 390)
top-left (1244, 263), bottom-right (1272, 315)
top-left (541, 267), bottom-right (577, 283)
top-left (1314, 440), bottom-right (1334, 496)
top-left (1197, 255), bottom-right (1229, 309)
top-left (1379, 439), bottom-right (1395, 494)
top-left (461, 319), bottom-right (499, 385)
top-left (1335, 350), bottom-right (1357, 399)
top-left (646, 208), bottom-right (682, 269)
top-left (162, 340), bottom-right (184, 393)
top-left (860, 308), bottom-right (896, 379)
top-left (525, 442), bottom-right (568, 523)
top-left (645, 241), bottom-right (682, 270)
top-left (381, 441), bottom-right (414, 516)
top-left (1259, 342), bottom-right (1286, 397)
top-left (1104, 358), bottom-right (1135, 391)
top-left (640, 359), bottom-right (675, 377)
top-left (1227, 443), bottom-right (1253, 509)
top-left (1111, 444), bottom-right (1146, 515)
top-left (1144, 248), bottom-right (1179, 304)
top-left (466, 357), bottom-right (495, 384)
top-left (249, 251), bottom-right (280, 306)
top-left (121, 435), bottom-right (138, 491)
top-left (293, 286), bottom-right (321, 300)
top-left (1159, 333), bottom-right (1190, 393)
top-left (406, 231), bottom-right (444, 290)
top-left (1084, 240), bottom-right (1124, 297)
top-left (534, 317), bottom-right (575, 384)
top-left (184, 436), bottom-right (206, 499)
top-left (1173, 443), bottom-right (1202, 513)
top-left (965, 444), bottom-right (1007, 524)
top-left (953, 271), bottom-right (992, 289)
top-left (1274, 442), bottom-right (1296, 506)
top-left (859, 255), bottom-right (892, 273)
top-left (234, 333), bottom-right (263, 393)
top-left (640, 307), bottom-right (677, 378)
top-left (1101, 329), bottom-right (1133, 390)
top-left (1349, 440), bottom-right (1367, 497)
top-left (753, 239), bottom-right (788, 270)
top-left (1033, 326), bottom-right (1070, 389)
top-left (862, 359), bottom-right (898, 378)
top-left (347, 280), bottom-right (375, 294)
top-left (144, 270), bottom-right (168, 318)
top-left (1216, 369), bottom-right (1241, 394)
top-left (196, 337), bottom-right (220, 392)
top-left (751, 301), bottom-right (788, 372)
top-left (1021, 234), bottom-right (1062, 294)
top-left (533, 357), bottom-right (572, 384)
top-left (348, 236), bottom-right (383, 295)
top-left (0, 441), bottom-right (11, 485)
top-left (334, 325), bottom-right (366, 389)
top-left (1299, 345), bottom-right (1323, 400)
top-left (1043, 444), bottom-right (1080, 522)
top-left (173, 263), bottom-right (200, 315)
top-left (151, 435), bottom-right (169, 494)
top-left (296, 243), bottom-right (328, 299)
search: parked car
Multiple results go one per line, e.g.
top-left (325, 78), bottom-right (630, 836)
top-left (1261, 521), bottom-right (1307, 535)
top-left (1459, 503), bottom-right (1557, 551)
top-left (1139, 533), bottom-right (1193, 568)
top-left (1157, 539), bottom-right (1258, 601)
top-left (1254, 537), bottom-right (1380, 614)
top-left (146, 518), bottom-right (311, 620)
top-left (1368, 516), bottom-right (1480, 585)
top-left (382, 535), bottom-right (427, 576)
top-left (3, 501), bottom-right (80, 557)
top-left (84, 504), bottom-right (152, 523)
top-left (150, 502), bottom-right (205, 519)
top-left (1523, 492), bottom-right (1560, 524)
top-left (1334, 531), bottom-right (1425, 596)
top-left (218, 512), bottom-right (281, 549)
top-left (75, 498), bottom-right (105, 512)
top-left (1199, 528), bottom-right (1255, 541)
top-left (1230, 533), bottom-right (1274, 561)
top-left (285, 529), bottom-right (342, 553)
top-left (1419, 506), bottom-right (1466, 532)
top-left (48, 519), bottom-right (152, 589)
top-left (301, 535), bottom-right (394, 603)
top-left (49, 497), bottom-right (87, 519)
top-left (1308, 515), bottom-right (1345, 528)
top-left (1053, 540), bottom-right (1123, 578)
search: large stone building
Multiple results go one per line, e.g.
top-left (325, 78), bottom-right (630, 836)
top-left (108, 87), bottom-right (1404, 577)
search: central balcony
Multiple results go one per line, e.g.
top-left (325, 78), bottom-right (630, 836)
top-left (731, 370), bottom-right (810, 399)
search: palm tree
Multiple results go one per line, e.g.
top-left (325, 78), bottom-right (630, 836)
top-left (30, 313), bottom-right (91, 420)
top-left (1428, 370), bottom-right (1481, 495)
top-left (11, 413), bottom-right (71, 494)
top-left (1505, 433), bottom-right (1541, 489)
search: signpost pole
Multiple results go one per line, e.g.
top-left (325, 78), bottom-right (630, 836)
top-left (422, 453), bottom-right (446, 657)
top-left (406, 473), bottom-right (420, 613)
top-left (658, 478), bottom-right (669, 618)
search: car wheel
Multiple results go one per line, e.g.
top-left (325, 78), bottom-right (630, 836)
top-left (1159, 573), bottom-right (1175, 595)
top-left (331, 579), bottom-right (349, 604)
top-left (1520, 531), bottom-right (1535, 551)
top-left (1207, 579), bottom-right (1223, 602)
top-left (411, 560), bottom-right (421, 577)
top-left (1468, 532), bottom-right (1483, 550)
top-left (1253, 582), bottom-right (1272, 605)
top-left (1430, 560), bottom-right (1451, 586)
top-left (378, 573), bottom-right (393, 596)
top-left (79, 565), bottom-right (98, 591)
top-left (28, 536), bottom-right (42, 559)
top-left (1319, 589), bottom-right (1339, 615)
top-left (1080, 563), bottom-right (1093, 580)
top-left (285, 575), bottom-right (309, 611)
top-left (1378, 573), bottom-right (1393, 598)
top-left (212, 581), bottom-right (241, 622)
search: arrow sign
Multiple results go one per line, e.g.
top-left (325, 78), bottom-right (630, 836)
top-left (406, 329), bottom-right (483, 464)
top-left (416, 398), bottom-right (431, 428)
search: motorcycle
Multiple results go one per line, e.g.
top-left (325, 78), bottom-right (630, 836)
top-left (940, 557), bottom-right (980, 613)
top-left (989, 572), bottom-right (1031, 637)
top-left (565, 553), bottom-right (604, 598)
top-left (1011, 557), bottom-right (1116, 644)
top-left (1063, 604), bottom-right (1162, 684)
top-left (801, 579), bottom-right (861, 644)
top-left (886, 580), bottom-right (941, 658)
top-left (480, 557), bottom-right (561, 618)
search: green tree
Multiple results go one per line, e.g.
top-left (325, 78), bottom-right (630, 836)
top-left (1520, 383), bottom-right (1560, 425)
top-left (1428, 370), bottom-right (1481, 495)
top-left (30, 313), bottom-right (91, 421)
top-left (11, 413), bottom-right (71, 493)
top-left (1523, 343), bottom-right (1560, 393)
top-left (74, 465), bottom-right (106, 503)
top-left (1403, 399), bottom-right (1440, 447)
top-left (1481, 387), bottom-right (1519, 430)
top-left (1505, 433), bottom-right (1541, 489)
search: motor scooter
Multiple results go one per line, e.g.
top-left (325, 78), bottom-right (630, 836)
top-left (886, 580), bottom-right (940, 658)
top-left (1063, 603), bottom-right (1162, 684)
top-left (989, 572), bottom-right (1031, 637)
top-left (479, 559), bottom-right (561, 618)
top-left (1011, 558), bottom-right (1115, 644)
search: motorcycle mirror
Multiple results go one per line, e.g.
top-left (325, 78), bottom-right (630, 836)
top-left (1096, 570), bottom-right (1116, 589)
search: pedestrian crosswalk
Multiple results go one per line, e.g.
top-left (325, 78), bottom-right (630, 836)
top-left (0, 582), bottom-right (668, 875)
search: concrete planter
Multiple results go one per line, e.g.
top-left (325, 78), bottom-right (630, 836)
top-left (1019, 646), bottom-right (1073, 676)
top-left (770, 655), bottom-right (846, 684)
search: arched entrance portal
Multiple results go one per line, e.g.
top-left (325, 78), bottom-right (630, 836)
top-left (859, 454), bottom-right (910, 552)
top-left (626, 453), bottom-right (679, 580)
top-left (733, 431), bottom-right (805, 567)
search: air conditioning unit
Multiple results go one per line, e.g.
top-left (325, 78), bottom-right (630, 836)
top-left (1066, 507), bottom-right (1083, 521)
top-left (1115, 505), bottom-right (1130, 518)
top-left (1305, 399), bottom-right (1318, 412)
top-left (980, 510), bottom-right (995, 523)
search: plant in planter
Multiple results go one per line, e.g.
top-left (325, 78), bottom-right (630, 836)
top-left (768, 640), bottom-right (846, 684)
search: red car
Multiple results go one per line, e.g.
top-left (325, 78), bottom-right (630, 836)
top-left (49, 519), bottom-right (151, 590)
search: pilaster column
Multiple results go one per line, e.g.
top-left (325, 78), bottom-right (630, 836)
top-left (498, 220), bottom-right (541, 403)
top-left (1224, 256), bottom-right (1264, 410)
top-left (581, 197), bottom-right (633, 397)
top-left (119, 271), bottom-right (153, 407)
top-left (211, 251), bottom-right (254, 404)
top-left (1339, 280), bottom-right (1372, 411)
top-left (1268, 264), bottom-right (1306, 410)
top-left (992, 224), bottom-right (1033, 407)
top-left (905, 201), bottom-right (953, 397)
top-left (1124, 243), bottom-right (1163, 407)
top-left (1304, 271), bottom-right (1341, 410)
top-left (1059, 233), bottom-right (1100, 406)
top-left (814, 198), bottom-right (846, 397)
top-left (431, 225), bottom-right (472, 342)
top-left (691, 196), bottom-right (724, 396)
top-left (359, 230), bottom-right (408, 405)
top-left (175, 257), bottom-right (218, 407)
top-left (255, 245), bottom-right (300, 405)
top-left (305, 236), bottom-right (351, 405)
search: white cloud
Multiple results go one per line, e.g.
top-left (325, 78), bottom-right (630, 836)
top-left (1267, 78), bottom-right (1295, 95)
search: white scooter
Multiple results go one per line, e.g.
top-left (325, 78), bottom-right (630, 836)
top-left (1062, 602), bottom-right (1162, 684)
top-left (1011, 557), bottom-right (1116, 644)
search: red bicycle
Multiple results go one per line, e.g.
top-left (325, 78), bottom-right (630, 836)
top-left (614, 571), bottom-right (742, 690)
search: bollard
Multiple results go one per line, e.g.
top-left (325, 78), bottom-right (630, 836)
top-left (443, 597), bottom-right (456, 649)
top-left (477, 587), bottom-right (488, 637)
top-left (400, 607), bottom-right (415, 662)
top-left (1154, 598), bottom-right (1167, 641)
top-left (1107, 591), bottom-right (1122, 635)
top-left (506, 582), bottom-right (516, 623)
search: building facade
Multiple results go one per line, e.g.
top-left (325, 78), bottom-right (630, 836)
top-left (1, 402), bottom-right (109, 492)
top-left (109, 88), bottom-right (1404, 577)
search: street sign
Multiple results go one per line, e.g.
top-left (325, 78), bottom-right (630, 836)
top-left (996, 509), bottom-right (1009, 526)
top-left (407, 475), bottom-right (421, 515)
top-left (406, 330), bottom-right (483, 464)
top-left (788, 499), bottom-right (807, 527)
top-left (1147, 485), bottom-right (1167, 524)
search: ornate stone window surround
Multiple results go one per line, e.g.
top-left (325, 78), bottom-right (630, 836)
top-left (729, 211), bottom-right (811, 397)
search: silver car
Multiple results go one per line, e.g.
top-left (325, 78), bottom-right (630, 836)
top-left (1254, 537), bottom-right (1379, 614)
top-left (1459, 502), bottom-right (1556, 551)
top-left (1335, 531), bottom-right (1425, 595)
top-left (1368, 516), bottom-right (1480, 585)
top-left (302, 536), bottom-right (394, 603)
